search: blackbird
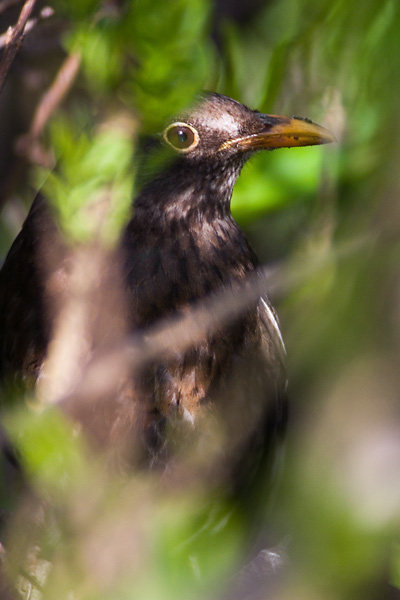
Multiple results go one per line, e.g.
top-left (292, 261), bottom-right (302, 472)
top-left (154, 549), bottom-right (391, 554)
top-left (0, 93), bottom-right (334, 477)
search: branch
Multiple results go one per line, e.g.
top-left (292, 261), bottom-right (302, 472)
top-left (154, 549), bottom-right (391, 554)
top-left (0, 0), bottom-right (37, 95)
top-left (58, 235), bottom-right (370, 411)
top-left (0, 6), bottom-right (54, 49)
top-left (16, 51), bottom-right (82, 167)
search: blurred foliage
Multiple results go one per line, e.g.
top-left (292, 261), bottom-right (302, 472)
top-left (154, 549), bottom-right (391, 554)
top-left (38, 114), bottom-right (135, 243)
top-left (1, 0), bottom-right (400, 598)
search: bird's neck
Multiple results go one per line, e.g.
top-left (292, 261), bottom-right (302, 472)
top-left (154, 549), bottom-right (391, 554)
top-left (130, 156), bottom-right (258, 283)
top-left (133, 156), bottom-right (246, 227)
top-left (123, 156), bottom-right (257, 324)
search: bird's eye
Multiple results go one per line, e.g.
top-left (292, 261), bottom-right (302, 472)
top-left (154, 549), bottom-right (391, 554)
top-left (163, 122), bottom-right (199, 153)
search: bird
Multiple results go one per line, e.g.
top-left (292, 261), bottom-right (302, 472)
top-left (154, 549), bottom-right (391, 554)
top-left (0, 93), bottom-right (334, 484)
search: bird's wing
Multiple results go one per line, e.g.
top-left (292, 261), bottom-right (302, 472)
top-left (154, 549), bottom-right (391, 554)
top-left (216, 294), bottom-right (288, 498)
top-left (0, 195), bottom-right (59, 386)
top-left (258, 294), bottom-right (288, 432)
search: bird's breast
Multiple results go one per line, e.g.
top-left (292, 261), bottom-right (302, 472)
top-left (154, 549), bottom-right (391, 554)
top-left (123, 215), bottom-right (257, 326)
top-left (121, 215), bottom-right (262, 436)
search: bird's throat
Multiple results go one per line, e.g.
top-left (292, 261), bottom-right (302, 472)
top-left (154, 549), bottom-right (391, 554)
top-left (134, 155), bottom-right (246, 226)
top-left (123, 154), bottom-right (255, 329)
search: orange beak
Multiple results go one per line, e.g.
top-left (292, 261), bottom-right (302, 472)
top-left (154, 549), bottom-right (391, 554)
top-left (220, 114), bottom-right (336, 152)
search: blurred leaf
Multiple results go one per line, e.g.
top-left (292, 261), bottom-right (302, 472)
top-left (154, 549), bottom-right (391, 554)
top-left (67, 25), bottom-right (123, 93)
top-left (123, 0), bottom-right (215, 132)
top-left (36, 115), bottom-right (136, 244)
top-left (4, 405), bottom-right (88, 498)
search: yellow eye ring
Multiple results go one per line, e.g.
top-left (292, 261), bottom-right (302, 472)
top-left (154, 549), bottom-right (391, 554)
top-left (163, 122), bottom-right (199, 153)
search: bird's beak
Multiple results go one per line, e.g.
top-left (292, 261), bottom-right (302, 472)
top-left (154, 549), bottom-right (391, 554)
top-left (220, 115), bottom-right (336, 152)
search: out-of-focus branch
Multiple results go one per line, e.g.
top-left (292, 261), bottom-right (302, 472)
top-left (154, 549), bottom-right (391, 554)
top-left (0, 0), bottom-right (37, 95)
top-left (16, 51), bottom-right (81, 167)
top-left (0, 6), bottom-right (54, 49)
top-left (0, 48), bottom-right (81, 210)
top-left (61, 264), bottom-right (289, 406)
top-left (60, 235), bottom-right (371, 411)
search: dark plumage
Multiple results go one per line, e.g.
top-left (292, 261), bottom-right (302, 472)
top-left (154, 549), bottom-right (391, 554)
top-left (0, 93), bottom-right (334, 479)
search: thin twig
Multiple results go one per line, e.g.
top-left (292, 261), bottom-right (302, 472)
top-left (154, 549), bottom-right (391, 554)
top-left (0, 0), bottom-right (37, 95)
top-left (0, 47), bottom-right (81, 209)
top-left (0, 6), bottom-right (54, 49)
top-left (31, 52), bottom-right (81, 138)
top-left (16, 51), bottom-right (81, 167)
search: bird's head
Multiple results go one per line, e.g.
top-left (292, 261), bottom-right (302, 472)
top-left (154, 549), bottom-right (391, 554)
top-left (162, 92), bottom-right (335, 163)
top-left (134, 93), bottom-right (335, 221)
